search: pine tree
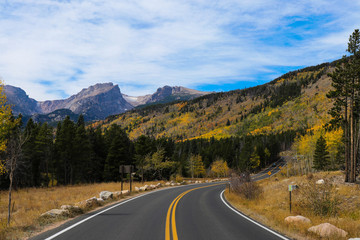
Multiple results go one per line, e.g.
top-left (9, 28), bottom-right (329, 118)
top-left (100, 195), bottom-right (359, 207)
top-left (313, 136), bottom-right (330, 171)
top-left (73, 115), bottom-right (91, 183)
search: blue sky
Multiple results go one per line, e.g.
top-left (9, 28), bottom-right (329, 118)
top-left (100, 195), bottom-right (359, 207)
top-left (0, 0), bottom-right (360, 100)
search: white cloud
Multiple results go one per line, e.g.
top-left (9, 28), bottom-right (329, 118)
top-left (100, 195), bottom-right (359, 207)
top-left (0, 0), bottom-right (359, 100)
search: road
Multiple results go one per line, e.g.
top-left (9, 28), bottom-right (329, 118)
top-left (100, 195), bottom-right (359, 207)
top-left (32, 161), bottom-right (288, 240)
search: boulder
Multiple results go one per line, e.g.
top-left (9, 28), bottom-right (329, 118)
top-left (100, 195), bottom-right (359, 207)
top-left (348, 238), bottom-right (360, 240)
top-left (60, 205), bottom-right (80, 211)
top-left (100, 191), bottom-right (113, 200)
top-left (316, 179), bottom-right (325, 185)
top-left (308, 223), bottom-right (347, 238)
top-left (113, 191), bottom-right (122, 198)
top-left (156, 183), bottom-right (163, 188)
top-left (41, 208), bottom-right (68, 218)
top-left (140, 185), bottom-right (148, 191)
top-left (165, 182), bottom-right (171, 186)
top-left (171, 183), bottom-right (176, 186)
top-left (134, 187), bottom-right (140, 192)
top-left (121, 190), bottom-right (130, 196)
top-left (96, 198), bottom-right (105, 204)
top-left (149, 185), bottom-right (156, 190)
top-left (285, 215), bottom-right (311, 224)
top-left (85, 197), bottom-right (99, 208)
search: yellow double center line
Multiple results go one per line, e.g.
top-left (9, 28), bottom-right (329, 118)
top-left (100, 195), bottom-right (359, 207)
top-left (165, 183), bottom-right (224, 240)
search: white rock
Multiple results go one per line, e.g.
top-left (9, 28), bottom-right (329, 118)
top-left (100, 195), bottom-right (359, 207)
top-left (165, 182), bottom-right (171, 186)
top-left (60, 205), bottom-right (80, 211)
top-left (41, 209), bottom-right (68, 218)
top-left (171, 183), bottom-right (176, 186)
top-left (149, 185), bottom-right (156, 190)
top-left (348, 238), bottom-right (360, 240)
top-left (156, 183), bottom-right (163, 187)
top-left (308, 223), bottom-right (347, 238)
top-left (100, 191), bottom-right (113, 200)
top-left (96, 198), bottom-right (105, 204)
top-left (285, 215), bottom-right (311, 224)
top-left (134, 187), bottom-right (140, 192)
top-left (140, 185), bottom-right (148, 191)
top-left (113, 191), bottom-right (122, 198)
top-left (316, 179), bottom-right (325, 185)
top-left (121, 190), bottom-right (130, 196)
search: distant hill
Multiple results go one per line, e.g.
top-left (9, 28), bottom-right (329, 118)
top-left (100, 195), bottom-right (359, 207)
top-left (21, 109), bottom-right (80, 127)
top-left (95, 61), bottom-right (338, 140)
top-left (3, 83), bottom-right (211, 122)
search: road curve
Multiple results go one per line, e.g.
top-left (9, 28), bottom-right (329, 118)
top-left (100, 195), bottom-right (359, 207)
top-left (32, 181), bottom-right (288, 240)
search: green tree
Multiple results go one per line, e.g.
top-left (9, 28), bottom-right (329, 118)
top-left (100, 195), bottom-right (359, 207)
top-left (54, 116), bottom-right (75, 185)
top-left (313, 136), bottom-right (330, 171)
top-left (327, 29), bottom-right (360, 182)
top-left (73, 115), bottom-right (91, 183)
top-left (35, 123), bottom-right (53, 187)
top-left (104, 125), bottom-right (132, 181)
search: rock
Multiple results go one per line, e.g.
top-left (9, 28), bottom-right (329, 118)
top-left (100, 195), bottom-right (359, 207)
top-left (96, 198), bottom-right (105, 204)
top-left (171, 183), bottom-right (176, 186)
top-left (41, 209), bottom-right (68, 218)
top-left (285, 215), bottom-right (311, 224)
top-left (165, 182), bottom-right (171, 186)
top-left (316, 179), bottom-right (325, 185)
top-left (149, 185), bottom-right (156, 190)
top-left (348, 238), bottom-right (360, 240)
top-left (156, 183), bottom-right (163, 188)
top-left (113, 191), bottom-right (122, 198)
top-left (176, 183), bottom-right (181, 186)
top-left (60, 205), bottom-right (80, 211)
top-left (308, 223), bottom-right (347, 238)
top-left (205, 180), bottom-right (209, 183)
top-left (140, 185), bottom-right (148, 191)
top-left (134, 187), bottom-right (140, 192)
top-left (100, 191), bottom-right (113, 200)
top-left (121, 190), bottom-right (130, 196)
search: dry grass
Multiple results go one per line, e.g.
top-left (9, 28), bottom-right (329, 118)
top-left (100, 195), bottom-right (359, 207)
top-left (225, 171), bottom-right (360, 240)
top-left (0, 181), bottom-right (164, 239)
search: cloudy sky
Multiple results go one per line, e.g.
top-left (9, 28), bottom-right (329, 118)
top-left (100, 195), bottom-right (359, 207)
top-left (0, 0), bottom-right (359, 100)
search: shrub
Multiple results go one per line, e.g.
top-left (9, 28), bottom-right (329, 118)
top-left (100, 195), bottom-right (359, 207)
top-left (298, 179), bottom-right (341, 216)
top-left (230, 172), bottom-right (262, 200)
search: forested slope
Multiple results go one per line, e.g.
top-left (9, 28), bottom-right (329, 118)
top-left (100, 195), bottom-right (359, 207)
top-left (94, 61), bottom-right (337, 141)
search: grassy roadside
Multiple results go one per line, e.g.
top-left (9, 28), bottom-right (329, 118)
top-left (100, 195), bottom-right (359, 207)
top-left (224, 171), bottom-right (360, 240)
top-left (0, 181), bottom-right (166, 239)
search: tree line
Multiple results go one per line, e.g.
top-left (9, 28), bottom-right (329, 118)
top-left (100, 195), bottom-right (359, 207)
top-left (0, 115), bottom-right (295, 189)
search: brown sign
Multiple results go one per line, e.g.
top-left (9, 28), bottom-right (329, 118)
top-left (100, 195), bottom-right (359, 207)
top-left (120, 165), bottom-right (133, 174)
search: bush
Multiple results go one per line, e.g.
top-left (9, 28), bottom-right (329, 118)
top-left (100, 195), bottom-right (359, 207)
top-left (230, 172), bottom-right (262, 200)
top-left (298, 179), bottom-right (341, 216)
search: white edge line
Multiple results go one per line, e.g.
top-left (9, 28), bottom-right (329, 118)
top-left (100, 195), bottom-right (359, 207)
top-left (45, 184), bottom-right (194, 240)
top-left (220, 190), bottom-right (289, 240)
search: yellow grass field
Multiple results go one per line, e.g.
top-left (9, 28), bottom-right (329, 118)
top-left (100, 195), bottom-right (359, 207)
top-left (0, 181), bottom-right (164, 239)
top-left (225, 171), bottom-right (360, 240)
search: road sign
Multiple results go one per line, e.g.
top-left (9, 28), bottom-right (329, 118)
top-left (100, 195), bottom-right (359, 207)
top-left (268, 171), bottom-right (271, 176)
top-left (119, 165), bottom-right (133, 174)
top-left (288, 185), bottom-right (293, 191)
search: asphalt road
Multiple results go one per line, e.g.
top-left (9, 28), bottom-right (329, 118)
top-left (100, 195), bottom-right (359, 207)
top-left (32, 161), bottom-right (289, 240)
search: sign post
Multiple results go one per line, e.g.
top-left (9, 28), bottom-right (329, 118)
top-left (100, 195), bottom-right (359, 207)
top-left (120, 165), bottom-right (133, 192)
top-left (268, 171), bottom-right (271, 178)
top-left (288, 185), bottom-right (292, 213)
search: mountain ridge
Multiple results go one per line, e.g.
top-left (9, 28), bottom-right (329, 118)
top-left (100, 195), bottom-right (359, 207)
top-left (3, 83), bottom-right (211, 122)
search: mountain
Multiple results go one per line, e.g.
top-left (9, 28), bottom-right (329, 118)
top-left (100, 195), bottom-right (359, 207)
top-left (122, 86), bottom-right (212, 107)
top-left (3, 83), bottom-right (211, 122)
top-left (3, 85), bottom-right (39, 116)
top-left (38, 83), bottom-right (133, 120)
top-left (96, 61), bottom-right (337, 140)
top-left (21, 109), bottom-right (80, 127)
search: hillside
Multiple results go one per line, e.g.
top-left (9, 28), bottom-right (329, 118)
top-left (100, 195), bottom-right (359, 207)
top-left (95, 61), bottom-right (337, 140)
